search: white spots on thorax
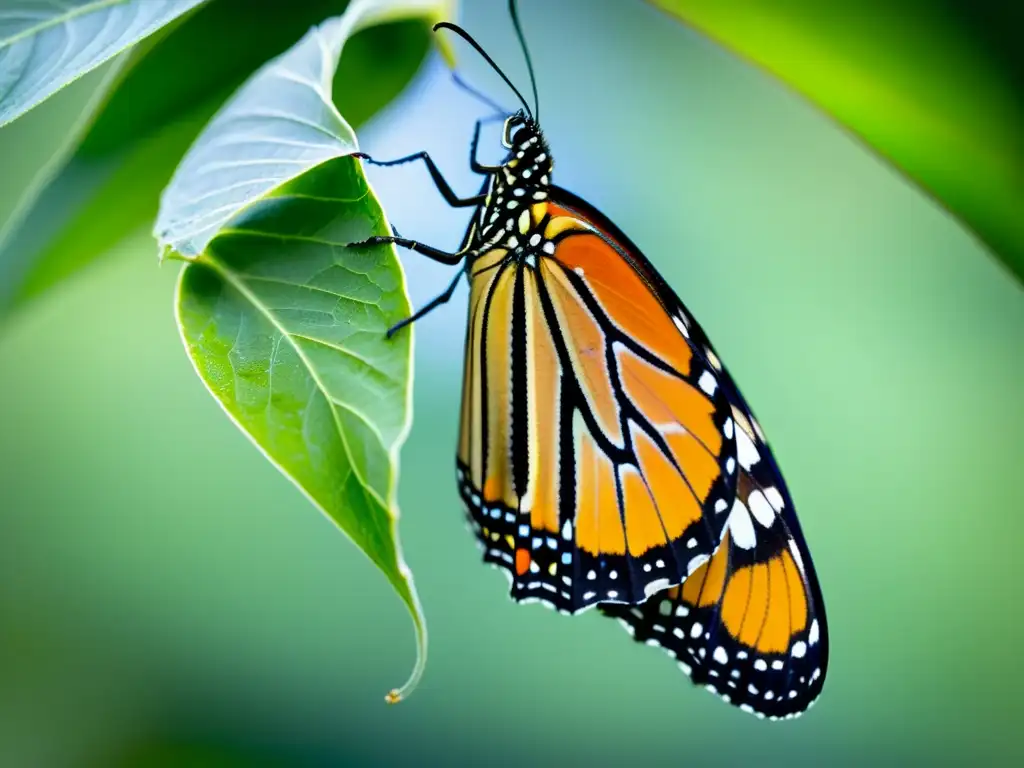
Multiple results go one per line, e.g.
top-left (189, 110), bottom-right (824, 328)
top-left (809, 619), bottom-right (820, 646)
top-left (728, 498), bottom-right (757, 550)
top-left (747, 490), bottom-right (775, 528)
top-left (529, 233), bottom-right (542, 247)
top-left (518, 209), bottom-right (531, 233)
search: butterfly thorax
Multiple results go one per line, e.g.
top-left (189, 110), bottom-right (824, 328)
top-left (472, 115), bottom-right (555, 268)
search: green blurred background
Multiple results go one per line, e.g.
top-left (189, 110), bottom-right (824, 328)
top-left (2, 0), bottom-right (1022, 764)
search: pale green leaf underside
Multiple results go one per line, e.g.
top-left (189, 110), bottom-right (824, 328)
top-left (155, 10), bottom-right (367, 257)
top-left (0, 0), bottom-right (206, 127)
top-left (160, 0), bottom-right (446, 700)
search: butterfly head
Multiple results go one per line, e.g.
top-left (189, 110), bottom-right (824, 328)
top-left (501, 110), bottom-right (552, 186)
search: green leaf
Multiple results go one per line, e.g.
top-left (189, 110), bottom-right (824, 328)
top-left (159, 0), bottom-right (452, 702)
top-left (0, 2), bottom-right (437, 318)
top-left (0, 0), bottom-right (207, 127)
top-left (649, 0), bottom-right (1024, 283)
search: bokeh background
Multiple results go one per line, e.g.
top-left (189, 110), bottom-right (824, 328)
top-left (2, 0), bottom-right (1022, 765)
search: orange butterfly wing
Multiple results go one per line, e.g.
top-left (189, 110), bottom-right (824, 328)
top-left (457, 194), bottom-right (738, 612)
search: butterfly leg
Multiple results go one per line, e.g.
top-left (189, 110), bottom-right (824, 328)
top-left (353, 152), bottom-right (484, 208)
top-left (349, 234), bottom-right (468, 266)
top-left (386, 269), bottom-right (464, 338)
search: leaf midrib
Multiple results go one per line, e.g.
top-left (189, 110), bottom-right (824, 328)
top-left (0, 0), bottom-right (127, 49)
top-left (201, 252), bottom-right (392, 512)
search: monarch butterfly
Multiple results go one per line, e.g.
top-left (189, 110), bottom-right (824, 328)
top-left (352, 0), bottom-right (827, 719)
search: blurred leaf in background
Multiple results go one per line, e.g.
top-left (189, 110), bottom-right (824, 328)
top-left (0, 0), bottom-right (206, 126)
top-left (650, 0), bottom-right (1024, 283)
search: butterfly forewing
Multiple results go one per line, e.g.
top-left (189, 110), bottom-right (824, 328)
top-left (457, 193), bottom-right (739, 613)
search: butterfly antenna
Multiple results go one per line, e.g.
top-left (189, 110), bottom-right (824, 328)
top-left (451, 71), bottom-right (507, 115)
top-left (434, 21), bottom-right (534, 119)
top-left (508, 0), bottom-right (540, 121)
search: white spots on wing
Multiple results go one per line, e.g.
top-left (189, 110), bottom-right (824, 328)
top-left (698, 370), bottom-right (718, 396)
top-left (713, 646), bottom-right (729, 665)
top-left (644, 578), bottom-right (670, 597)
top-left (533, 190), bottom-right (547, 200)
top-left (607, 589), bottom-right (619, 599)
top-left (513, 187), bottom-right (525, 197)
top-left (686, 537), bottom-right (698, 549)
top-left (723, 418), bottom-right (734, 439)
top-left (705, 348), bottom-right (722, 370)
top-left (507, 235), bottom-right (519, 249)
top-left (714, 498), bottom-right (728, 514)
top-left (747, 684), bottom-right (759, 696)
top-left (809, 620), bottom-right (820, 646)
top-left (791, 641), bottom-right (807, 658)
top-left (789, 540), bottom-right (808, 576)
top-left (518, 209), bottom-right (531, 233)
top-left (811, 668), bottom-right (821, 682)
top-left (529, 233), bottom-right (542, 247)
top-left (728, 498), bottom-right (757, 550)
top-left (522, 168), bottom-right (532, 179)
top-left (609, 570), bottom-right (618, 580)
top-left (736, 427), bottom-right (760, 470)
top-left (529, 561), bottom-right (540, 574)
top-left (690, 622), bottom-right (703, 639)
top-left (764, 486), bottom-right (785, 512)
top-left (771, 660), bottom-right (785, 671)
top-left (542, 240), bottom-right (555, 254)
top-left (659, 600), bottom-right (672, 616)
top-left (673, 627), bottom-right (685, 639)
top-left (518, 524), bottom-right (530, 537)
top-left (726, 457), bottom-right (736, 474)
top-left (562, 519), bottom-right (573, 540)
top-left (748, 490), bottom-right (775, 528)
top-left (673, 316), bottom-right (690, 338)
top-left (687, 555), bottom-right (709, 575)
top-left (754, 659), bottom-right (768, 672)
top-left (675, 605), bottom-right (689, 617)
top-left (587, 569), bottom-right (596, 581)
top-left (584, 590), bottom-right (596, 600)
